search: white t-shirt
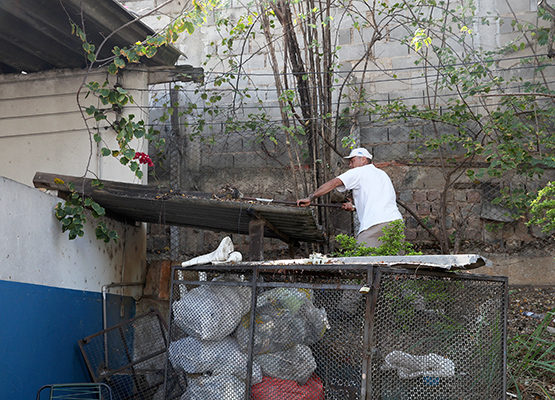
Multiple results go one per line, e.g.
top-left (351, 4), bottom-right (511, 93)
top-left (337, 164), bottom-right (402, 234)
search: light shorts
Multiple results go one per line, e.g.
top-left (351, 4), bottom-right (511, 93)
top-left (356, 220), bottom-right (400, 248)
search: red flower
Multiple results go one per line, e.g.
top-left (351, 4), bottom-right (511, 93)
top-left (133, 152), bottom-right (154, 167)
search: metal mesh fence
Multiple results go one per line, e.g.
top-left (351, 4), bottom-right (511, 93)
top-left (112, 0), bottom-right (555, 259)
top-left (144, 81), bottom-right (555, 260)
top-left (370, 269), bottom-right (507, 400)
top-left (165, 263), bottom-right (507, 400)
top-left (79, 309), bottom-right (175, 400)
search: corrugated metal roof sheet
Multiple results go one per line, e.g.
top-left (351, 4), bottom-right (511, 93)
top-left (33, 172), bottom-right (326, 244)
top-left (0, 0), bottom-right (182, 74)
top-left (243, 254), bottom-right (492, 270)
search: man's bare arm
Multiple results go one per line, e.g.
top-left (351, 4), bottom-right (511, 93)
top-left (296, 178), bottom-right (344, 206)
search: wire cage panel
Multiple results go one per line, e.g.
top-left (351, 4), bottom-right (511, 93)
top-left (369, 268), bottom-right (507, 400)
top-left (79, 309), bottom-right (174, 400)
top-left (165, 264), bottom-right (507, 400)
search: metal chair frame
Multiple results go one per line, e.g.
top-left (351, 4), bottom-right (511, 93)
top-left (36, 383), bottom-right (112, 400)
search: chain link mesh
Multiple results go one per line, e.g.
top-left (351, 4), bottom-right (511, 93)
top-left (370, 269), bottom-right (507, 400)
top-left (145, 82), bottom-right (555, 259)
top-left (166, 264), bottom-right (507, 399)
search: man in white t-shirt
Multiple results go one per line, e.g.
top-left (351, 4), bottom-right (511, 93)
top-left (297, 147), bottom-right (402, 248)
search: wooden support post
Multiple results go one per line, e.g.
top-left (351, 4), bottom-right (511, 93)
top-left (288, 242), bottom-right (295, 259)
top-left (249, 219), bottom-right (265, 261)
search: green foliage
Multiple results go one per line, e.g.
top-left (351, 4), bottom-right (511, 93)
top-left (59, 3), bottom-right (220, 242)
top-left (59, 0), bottom-right (225, 243)
top-left (54, 180), bottom-right (118, 242)
top-left (507, 311), bottom-right (555, 399)
top-left (333, 220), bottom-right (421, 257)
top-left (365, 0), bottom-right (555, 251)
top-left (528, 181), bottom-right (555, 234)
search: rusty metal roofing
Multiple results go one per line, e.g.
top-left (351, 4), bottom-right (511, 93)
top-left (0, 0), bottom-right (182, 74)
top-left (33, 172), bottom-right (326, 244)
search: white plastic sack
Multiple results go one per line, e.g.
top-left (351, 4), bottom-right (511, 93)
top-left (181, 236), bottom-right (235, 267)
top-left (169, 336), bottom-right (263, 384)
top-left (180, 374), bottom-right (245, 400)
top-left (236, 288), bottom-right (328, 354)
top-left (381, 350), bottom-right (455, 379)
top-left (172, 275), bottom-right (251, 341)
top-left (254, 344), bottom-right (317, 385)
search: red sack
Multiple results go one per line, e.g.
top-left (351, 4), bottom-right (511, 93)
top-left (251, 374), bottom-right (324, 400)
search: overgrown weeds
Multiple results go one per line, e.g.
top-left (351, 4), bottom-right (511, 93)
top-left (507, 310), bottom-right (555, 399)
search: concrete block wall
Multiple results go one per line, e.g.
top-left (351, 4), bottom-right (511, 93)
top-left (117, 0), bottom-right (555, 258)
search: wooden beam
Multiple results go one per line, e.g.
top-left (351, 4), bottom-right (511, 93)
top-left (249, 219), bottom-right (265, 261)
top-left (253, 211), bottom-right (291, 244)
top-left (148, 65), bottom-right (204, 85)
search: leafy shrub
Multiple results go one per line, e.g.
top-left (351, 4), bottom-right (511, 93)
top-left (333, 220), bottom-right (421, 257)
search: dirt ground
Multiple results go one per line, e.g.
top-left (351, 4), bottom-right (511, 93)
top-left (508, 286), bottom-right (555, 398)
top-left (509, 286), bottom-right (555, 336)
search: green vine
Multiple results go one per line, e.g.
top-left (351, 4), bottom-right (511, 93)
top-left (54, 179), bottom-right (118, 242)
top-left (55, 4), bottom-right (215, 242)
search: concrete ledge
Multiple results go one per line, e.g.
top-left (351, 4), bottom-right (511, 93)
top-left (472, 254), bottom-right (555, 285)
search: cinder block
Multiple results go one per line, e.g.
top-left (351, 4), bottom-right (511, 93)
top-left (408, 141), bottom-right (435, 160)
top-left (374, 41), bottom-right (409, 59)
top-left (233, 151), bottom-right (268, 168)
top-left (201, 153), bottom-right (234, 168)
top-left (337, 61), bottom-right (353, 74)
top-left (374, 74), bottom-right (413, 92)
top-left (249, 72), bottom-right (280, 87)
top-left (390, 55), bottom-right (422, 72)
top-left (245, 53), bottom-right (266, 70)
top-left (249, 37), bottom-right (267, 54)
top-left (372, 142), bottom-right (409, 161)
top-left (263, 88), bottom-right (279, 102)
top-left (360, 125), bottom-right (389, 143)
top-left (398, 190), bottom-right (414, 203)
top-left (388, 125), bottom-right (412, 142)
top-left (352, 26), bottom-right (374, 44)
top-left (499, 17), bottom-right (515, 34)
top-left (336, 43), bottom-right (370, 62)
top-left (498, 31), bottom-right (521, 48)
top-left (496, 0), bottom-right (531, 14)
top-left (337, 28), bottom-right (352, 46)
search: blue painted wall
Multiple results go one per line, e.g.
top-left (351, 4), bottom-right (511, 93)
top-left (0, 280), bottom-right (135, 400)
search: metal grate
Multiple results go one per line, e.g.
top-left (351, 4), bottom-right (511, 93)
top-left (370, 269), bottom-right (507, 400)
top-left (166, 264), bottom-right (507, 399)
top-left (79, 309), bottom-right (181, 400)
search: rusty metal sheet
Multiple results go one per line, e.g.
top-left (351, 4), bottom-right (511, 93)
top-left (33, 172), bottom-right (326, 244)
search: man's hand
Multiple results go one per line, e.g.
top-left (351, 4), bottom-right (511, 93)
top-left (297, 197), bottom-right (311, 207)
top-left (342, 201), bottom-right (355, 212)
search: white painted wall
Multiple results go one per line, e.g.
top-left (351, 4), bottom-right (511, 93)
top-left (0, 65), bottom-right (152, 296)
top-left (0, 176), bottom-right (145, 295)
top-left (0, 66), bottom-right (150, 188)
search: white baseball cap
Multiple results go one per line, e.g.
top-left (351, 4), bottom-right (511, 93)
top-left (344, 147), bottom-right (373, 159)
